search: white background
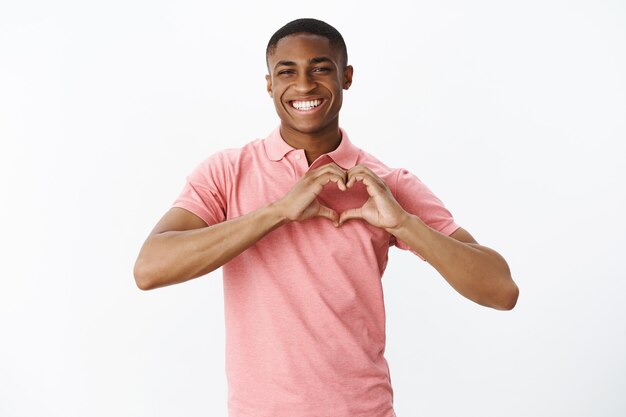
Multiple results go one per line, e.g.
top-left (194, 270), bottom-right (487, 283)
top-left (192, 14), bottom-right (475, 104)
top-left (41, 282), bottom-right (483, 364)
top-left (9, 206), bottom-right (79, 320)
top-left (1, 1), bottom-right (625, 416)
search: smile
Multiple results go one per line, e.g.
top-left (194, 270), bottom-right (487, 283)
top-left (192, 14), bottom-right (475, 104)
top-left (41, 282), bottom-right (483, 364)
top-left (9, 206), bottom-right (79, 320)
top-left (290, 99), bottom-right (324, 111)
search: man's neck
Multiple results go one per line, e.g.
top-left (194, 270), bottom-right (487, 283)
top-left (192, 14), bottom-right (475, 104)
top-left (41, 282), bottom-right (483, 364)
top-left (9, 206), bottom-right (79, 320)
top-left (279, 123), bottom-right (342, 166)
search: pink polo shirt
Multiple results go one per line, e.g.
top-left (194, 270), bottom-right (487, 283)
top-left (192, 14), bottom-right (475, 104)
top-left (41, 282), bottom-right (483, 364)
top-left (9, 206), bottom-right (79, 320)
top-left (172, 126), bottom-right (459, 417)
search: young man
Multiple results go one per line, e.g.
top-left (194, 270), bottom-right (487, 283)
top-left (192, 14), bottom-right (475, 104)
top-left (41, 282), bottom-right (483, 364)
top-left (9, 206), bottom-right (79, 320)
top-left (134, 18), bottom-right (519, 417)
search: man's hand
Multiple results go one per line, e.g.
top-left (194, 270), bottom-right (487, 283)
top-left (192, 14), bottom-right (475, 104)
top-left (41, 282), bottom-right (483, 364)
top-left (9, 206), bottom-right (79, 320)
top-left (338, 164), bottom-right (408, 230)
top-left (274, 162), bottom-right (348, 227)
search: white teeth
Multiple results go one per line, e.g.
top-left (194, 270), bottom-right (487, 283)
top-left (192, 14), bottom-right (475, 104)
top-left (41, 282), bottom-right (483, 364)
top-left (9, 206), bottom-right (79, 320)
top-left (292, 99), bottom-right (322, 110)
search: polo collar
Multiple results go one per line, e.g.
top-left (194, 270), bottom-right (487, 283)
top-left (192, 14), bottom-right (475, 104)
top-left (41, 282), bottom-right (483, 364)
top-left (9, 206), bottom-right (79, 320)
top-left (264, 126), bottom-right (360, 169)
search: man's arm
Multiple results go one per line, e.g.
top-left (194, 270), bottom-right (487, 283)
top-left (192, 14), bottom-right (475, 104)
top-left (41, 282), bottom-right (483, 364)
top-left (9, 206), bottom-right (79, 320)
top-left (338, 164), bottom-right (519, 311)
top-left (389, 220), bottom-right (518, 311)
top-left (133, 162), bottom-right (348, 290)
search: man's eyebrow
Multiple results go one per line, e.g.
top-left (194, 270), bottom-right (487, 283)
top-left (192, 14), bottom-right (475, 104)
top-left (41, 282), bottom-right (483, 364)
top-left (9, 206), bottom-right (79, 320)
top-left (274, 60), bottom-right (296, 70)
top-left (309, 56), bottom-right (333, 64)
top-left (273, 56), bottom-right (335, 70)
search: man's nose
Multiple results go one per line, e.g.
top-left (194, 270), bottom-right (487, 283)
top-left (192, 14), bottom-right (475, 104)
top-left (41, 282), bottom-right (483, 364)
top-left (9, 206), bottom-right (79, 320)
top-left (294, 72), bottom-right (317, 93)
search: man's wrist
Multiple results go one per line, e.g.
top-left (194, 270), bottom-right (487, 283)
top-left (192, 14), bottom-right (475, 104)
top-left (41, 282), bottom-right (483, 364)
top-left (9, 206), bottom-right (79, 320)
top-left (385, 210), bottom-right (413, 235)
top-left (265, 200), bottom-right (292, 227)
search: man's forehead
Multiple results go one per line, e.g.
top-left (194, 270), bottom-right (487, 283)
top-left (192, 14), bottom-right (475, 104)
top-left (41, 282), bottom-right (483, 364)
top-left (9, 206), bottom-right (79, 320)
top-left (269, 33), bottom-right (341, 63)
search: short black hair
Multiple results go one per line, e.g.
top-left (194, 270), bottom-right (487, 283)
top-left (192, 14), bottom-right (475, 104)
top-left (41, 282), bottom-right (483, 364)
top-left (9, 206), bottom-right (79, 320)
top-left (266, 18), bottom-right (348, 69)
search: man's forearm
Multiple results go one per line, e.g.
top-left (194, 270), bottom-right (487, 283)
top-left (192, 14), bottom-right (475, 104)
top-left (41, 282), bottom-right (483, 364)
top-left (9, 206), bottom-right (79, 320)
top-left (134, 162), bottom-right (355, 291)
top-left (134, 203), bottom-right (288, 290)
top-left (387, 214), bottom-right (518, 310)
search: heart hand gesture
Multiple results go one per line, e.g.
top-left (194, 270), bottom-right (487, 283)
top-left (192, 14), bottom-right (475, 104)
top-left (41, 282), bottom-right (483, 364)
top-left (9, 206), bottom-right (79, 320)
top-left (275, 162), bottom-right (409, 231)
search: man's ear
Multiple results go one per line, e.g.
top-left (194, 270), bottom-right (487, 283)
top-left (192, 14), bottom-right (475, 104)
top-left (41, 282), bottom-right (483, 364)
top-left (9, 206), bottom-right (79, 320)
top-left (343, 65), bottom-right (354, 90)
top-left (265, 74), bottom-right (273, 97)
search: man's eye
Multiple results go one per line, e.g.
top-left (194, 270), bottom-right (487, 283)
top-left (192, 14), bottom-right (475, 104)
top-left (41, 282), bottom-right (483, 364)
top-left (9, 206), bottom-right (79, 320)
top-left (313, 67), bottom-right (331, 73)
top-left (278, 70), bottom-right (294, 75)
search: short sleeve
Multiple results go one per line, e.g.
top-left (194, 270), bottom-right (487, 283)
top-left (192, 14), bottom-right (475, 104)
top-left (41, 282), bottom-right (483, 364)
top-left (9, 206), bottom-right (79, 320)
top-left (171, 152), bottom-right (228, 226)
top-left (391, 168), bottom-right (460, 260)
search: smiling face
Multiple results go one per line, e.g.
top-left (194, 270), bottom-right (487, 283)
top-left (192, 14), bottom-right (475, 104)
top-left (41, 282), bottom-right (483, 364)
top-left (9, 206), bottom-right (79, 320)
top-left (265, 33), bottom-right (353, 138)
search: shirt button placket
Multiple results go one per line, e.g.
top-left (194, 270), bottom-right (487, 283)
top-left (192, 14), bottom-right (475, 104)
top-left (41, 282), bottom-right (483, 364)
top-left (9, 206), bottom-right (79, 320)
top-left (292, 151), bottom-right (308, 177)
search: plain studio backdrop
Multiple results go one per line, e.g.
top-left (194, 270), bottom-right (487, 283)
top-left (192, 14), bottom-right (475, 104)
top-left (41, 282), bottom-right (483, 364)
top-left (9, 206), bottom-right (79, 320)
top-left (1, 1), bottom-right (625, 416)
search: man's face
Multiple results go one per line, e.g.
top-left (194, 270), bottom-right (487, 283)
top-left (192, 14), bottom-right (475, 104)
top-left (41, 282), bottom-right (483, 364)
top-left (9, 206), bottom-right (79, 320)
top-left (265, 33), bottom-right (353, 136)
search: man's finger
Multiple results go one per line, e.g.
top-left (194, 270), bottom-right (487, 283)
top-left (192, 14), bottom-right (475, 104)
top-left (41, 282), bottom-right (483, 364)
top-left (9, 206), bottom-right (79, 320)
top-left (346, 173), bottom-right (376, 189)
top-left (347, 164), bottom-right (375, 175)
top-left (316, 204), bottom-right (340, 227)
top-left (316, 164), bottom-right (348, 183)
top-left (315, 172), bottom-right (347, 191)
top-left (328, 175), bottom-right (347, 191)
top-left (346, 174), bottom-right (363, 188)
top-left (338, 207), bottom-right (362, 226)
top-left (312, 161), bottom-right (346, 174)
top-left (311, 162), bottom-right (347, 180)
top-left (346, 165), bottom-right (387, 188)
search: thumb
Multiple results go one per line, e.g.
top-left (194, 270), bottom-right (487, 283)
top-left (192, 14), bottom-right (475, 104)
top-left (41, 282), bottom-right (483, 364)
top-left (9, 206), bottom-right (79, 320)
top-left (338, 207), bottom-right (363, 226)
top-left (315, 203), bottom-right (340, 227)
